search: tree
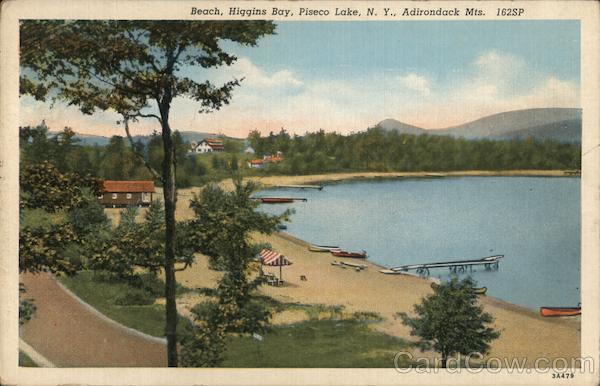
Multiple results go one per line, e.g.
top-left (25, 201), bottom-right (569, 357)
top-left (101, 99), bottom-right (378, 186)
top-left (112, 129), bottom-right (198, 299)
top-left (181, 176), bottom-right (290, 366)
top-left (20, 20), bottom-right (275, 366)
top-left (398, 277), bottom-right (500, 368)
top-left (88, 202), bottom-right (194, 281)
top-left (19, 161), bottom-right (104, 325)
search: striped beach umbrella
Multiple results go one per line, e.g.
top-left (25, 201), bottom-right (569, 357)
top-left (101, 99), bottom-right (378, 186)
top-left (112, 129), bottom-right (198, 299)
top-left (260, 249), bottom-right (293, 280)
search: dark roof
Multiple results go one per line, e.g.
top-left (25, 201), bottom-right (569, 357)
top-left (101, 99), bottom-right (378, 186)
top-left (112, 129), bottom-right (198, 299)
top-left (102, 180), bottom-right (155, 193)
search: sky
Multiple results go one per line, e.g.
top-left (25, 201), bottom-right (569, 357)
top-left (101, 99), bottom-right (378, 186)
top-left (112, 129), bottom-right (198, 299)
top-left (19, 20), bottom-right (580, 138)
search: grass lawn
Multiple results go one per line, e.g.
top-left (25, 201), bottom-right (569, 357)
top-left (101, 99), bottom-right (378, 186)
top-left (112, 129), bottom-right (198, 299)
top-left (59, 270), bottom-right (412, 367)
top-left (224, 319), bottom-right (410, 368)
top-left (19, 351), bottom-right (38, 367)
top-left (58, 271), bottom-right (191, 338)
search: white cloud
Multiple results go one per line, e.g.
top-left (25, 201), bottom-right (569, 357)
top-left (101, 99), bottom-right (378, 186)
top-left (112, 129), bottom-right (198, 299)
top-left (20, 53), bottom-right (580, 137)
top-left (397, 73), bottom-right (432, 96)
top-left (209, 57), bottom-right (302, 89)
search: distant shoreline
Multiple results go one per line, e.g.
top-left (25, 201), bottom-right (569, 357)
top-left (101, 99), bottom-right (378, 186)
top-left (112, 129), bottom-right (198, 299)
top-left (217, 169), bottom-right (579, 190)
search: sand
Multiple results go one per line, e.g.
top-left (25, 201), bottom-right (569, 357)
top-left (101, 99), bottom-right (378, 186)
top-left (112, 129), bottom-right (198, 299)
top-left (217, 170), bottom-right (575, 191)
top-left (166, 176), bottom-right (580, 365)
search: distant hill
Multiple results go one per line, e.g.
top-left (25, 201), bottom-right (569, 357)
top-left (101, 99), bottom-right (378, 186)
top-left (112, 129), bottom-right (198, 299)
top-left (377, 108), bottom-right (581, 143)
top-left (71, 134), bottom-right (111, 146)
top-left (490, 119), bottom-right (581, 143)
top-left (377, 119), bottom-right (427, 136)
top-left (70, 131), bottom-right (242, 146)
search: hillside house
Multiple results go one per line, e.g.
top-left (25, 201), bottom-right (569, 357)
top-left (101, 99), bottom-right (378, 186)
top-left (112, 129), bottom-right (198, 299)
top-left (190, 139), bottom-right (225, 153)
top-left (98, 180), bottom-right (155, 207)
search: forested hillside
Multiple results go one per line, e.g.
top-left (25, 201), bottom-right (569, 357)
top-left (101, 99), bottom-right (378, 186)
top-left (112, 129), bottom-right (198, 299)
top-left (248, 127), bottom-right (581, 175)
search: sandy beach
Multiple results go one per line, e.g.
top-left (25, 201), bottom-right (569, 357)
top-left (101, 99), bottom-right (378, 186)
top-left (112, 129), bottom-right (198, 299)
top-left (163, 173), bottom-right (581, 366)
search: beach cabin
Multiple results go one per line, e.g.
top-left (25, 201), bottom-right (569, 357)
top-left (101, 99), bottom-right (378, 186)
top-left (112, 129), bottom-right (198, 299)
top-left (98, 180), bottom-right (155, 207)
top-left (191, 139), bottom-right (225, 153)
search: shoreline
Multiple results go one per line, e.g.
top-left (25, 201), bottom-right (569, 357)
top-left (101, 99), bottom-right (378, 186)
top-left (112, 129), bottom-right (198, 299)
top-left (217, 169), bottom-right (579, 190)
top-left (274, 231), bottom-right (566, 324)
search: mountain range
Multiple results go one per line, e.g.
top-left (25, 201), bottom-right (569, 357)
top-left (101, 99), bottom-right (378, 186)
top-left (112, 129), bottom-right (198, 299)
top-left (65, 108), bottom-right (581, 146)
top-left (377, 108), bottom-right (582, 143)
top-left (70, 131), bottom-right (237, 147)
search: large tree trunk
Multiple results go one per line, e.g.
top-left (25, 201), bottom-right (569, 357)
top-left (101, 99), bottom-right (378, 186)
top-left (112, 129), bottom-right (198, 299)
top-left (160, 109), bottom-right (179, 367)
top-left (440, 353), bottom-right (447, 368)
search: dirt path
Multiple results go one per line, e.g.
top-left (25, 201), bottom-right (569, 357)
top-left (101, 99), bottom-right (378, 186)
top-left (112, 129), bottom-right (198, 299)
top-left (19, 273), bottom-right (167, 367)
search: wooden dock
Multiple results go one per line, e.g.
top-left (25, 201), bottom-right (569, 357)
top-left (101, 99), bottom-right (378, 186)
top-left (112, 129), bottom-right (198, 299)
top-left (380, 255), bottom-right (504, 276)
top-left (274, 184), bottom-right (324, 190)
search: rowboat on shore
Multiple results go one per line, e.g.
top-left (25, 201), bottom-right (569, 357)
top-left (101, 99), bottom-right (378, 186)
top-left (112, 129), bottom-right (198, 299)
top-left (379, 269), bottom-right (402, 275)
top-left (540, 306), bottom-right (581, 317)
top-left (254, 197), bottom-right (307, 204)
top-left (474, 287), bottom-right (487, 295)
top-left (331, 250), bottom-right (367, 259)
top-left (340, 261), bottom-right (367, 269)
top-left (309, 245), bottom-right (341, 252)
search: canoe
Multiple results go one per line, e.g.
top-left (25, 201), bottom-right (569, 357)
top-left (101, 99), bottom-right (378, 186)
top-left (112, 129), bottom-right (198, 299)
top-left (474, 287), bottom-right (487, 295)
top-left (540, 306), bottom-right (581, 317)
top-left (309, 245), bottom-right (341, 252)
top-left (331, 250), bottom-right (367, 258)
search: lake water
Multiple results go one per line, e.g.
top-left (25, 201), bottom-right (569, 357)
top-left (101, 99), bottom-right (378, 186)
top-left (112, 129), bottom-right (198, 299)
top-left (257, 177), bottom-right (581, 310)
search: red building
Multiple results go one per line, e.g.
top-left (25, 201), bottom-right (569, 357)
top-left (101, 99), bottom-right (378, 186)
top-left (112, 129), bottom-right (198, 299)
top-left (98, 180), bottom-right (155, 207)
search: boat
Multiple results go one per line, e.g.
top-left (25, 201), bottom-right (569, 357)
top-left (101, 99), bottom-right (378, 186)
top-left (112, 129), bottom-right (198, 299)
top-left (540, 306), bottom-right (581, 317)
top-left (474, 287), bottom-right (487, 295)
top-left (379, 269), bottom-right (403, 275)
top-left (258, 197), bottom-right (295, 204)
top-left (277, 224), bottom-right (288, 230)
top-left (309, 245), bottom-right (341, 252)
top-left (331, 261), bottom-right (347, 269)
top-left (340, 261), bottom-right (367, 269)
top-left (331, 250), bottom-right (367, 258)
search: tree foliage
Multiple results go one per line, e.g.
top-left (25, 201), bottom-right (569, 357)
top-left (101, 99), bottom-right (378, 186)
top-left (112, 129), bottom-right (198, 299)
top-left (248, 127), bottom-right (581, 174)
top-left (181, 177), bottom-right (289, 367)
top-left (20, 160), bottom-right (102, 212)
top-left (398, 277), bottom-right (500, 368)
top-left (20, 19), bottom-right (276, 366)
top-left (87, 202), bottom-right (194, 279)
top-left (19, 157), bottom-right (108, 325)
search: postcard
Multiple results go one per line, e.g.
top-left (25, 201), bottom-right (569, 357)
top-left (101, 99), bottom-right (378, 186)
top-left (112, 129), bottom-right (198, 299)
top-left (1, 1), bottom-right (599, 385)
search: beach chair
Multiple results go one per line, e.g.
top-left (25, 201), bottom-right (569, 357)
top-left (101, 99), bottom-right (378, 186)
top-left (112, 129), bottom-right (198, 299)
top-left (300, 275), bottom-right (307, 281)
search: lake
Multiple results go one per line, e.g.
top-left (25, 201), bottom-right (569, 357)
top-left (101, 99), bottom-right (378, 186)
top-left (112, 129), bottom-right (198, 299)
top-left (257, 177), bottom-right (581, 310)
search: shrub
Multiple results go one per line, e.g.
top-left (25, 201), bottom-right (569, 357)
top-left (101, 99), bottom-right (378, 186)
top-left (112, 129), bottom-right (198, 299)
top-left (114, 288), bottom-right (155, 306)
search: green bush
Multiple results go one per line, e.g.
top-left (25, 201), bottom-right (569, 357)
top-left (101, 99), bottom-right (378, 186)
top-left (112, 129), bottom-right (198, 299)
top-left (114, 288), bottom-right (155, 306)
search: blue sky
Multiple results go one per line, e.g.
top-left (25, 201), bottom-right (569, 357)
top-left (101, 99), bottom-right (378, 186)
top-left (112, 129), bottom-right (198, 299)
top-left (20, 20), bottom-right (580, 137)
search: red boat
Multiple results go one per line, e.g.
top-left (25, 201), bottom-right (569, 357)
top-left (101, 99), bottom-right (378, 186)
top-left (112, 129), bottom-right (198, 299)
top-left (331, 250), bottom-right (367, 259)
top-left (540, 306), bottom-right (581, 317)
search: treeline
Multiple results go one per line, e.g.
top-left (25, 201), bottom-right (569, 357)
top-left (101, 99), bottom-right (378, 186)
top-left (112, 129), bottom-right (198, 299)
top-left (247, 127), bottom-right (581, 175)
top-left (19, 122), bottom-right (226, 187)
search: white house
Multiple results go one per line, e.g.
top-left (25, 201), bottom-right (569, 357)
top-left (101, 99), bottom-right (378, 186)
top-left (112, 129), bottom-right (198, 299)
top-left (190, 139), bottom-right (225, 153)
